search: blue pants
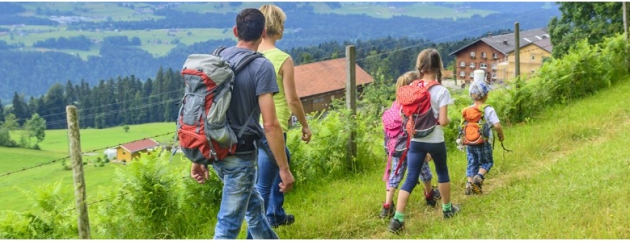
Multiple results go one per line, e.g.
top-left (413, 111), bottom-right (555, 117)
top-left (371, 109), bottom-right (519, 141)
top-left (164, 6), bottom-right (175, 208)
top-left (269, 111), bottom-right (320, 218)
top-left (211, 154), bottom-right (278, 239)
top-left (247, 134), bottom-right (291, 239)
top-left (466, 143), bottom-right (494, 177)
top-left (401, 141), bottom-right (450, 193)
top-left (256, 134), bottom-right (292, 225)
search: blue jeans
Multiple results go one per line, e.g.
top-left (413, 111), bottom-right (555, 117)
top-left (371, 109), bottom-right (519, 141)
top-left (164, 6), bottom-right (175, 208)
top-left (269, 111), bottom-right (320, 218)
top-left (256, 134), bottom-right (291, 225)
top-left (211, 154), bottom-right (278, 239)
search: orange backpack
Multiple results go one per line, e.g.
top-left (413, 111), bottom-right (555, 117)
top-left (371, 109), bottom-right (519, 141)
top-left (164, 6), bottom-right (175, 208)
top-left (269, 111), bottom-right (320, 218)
top-left (459, 104), bottom-right (492, 146)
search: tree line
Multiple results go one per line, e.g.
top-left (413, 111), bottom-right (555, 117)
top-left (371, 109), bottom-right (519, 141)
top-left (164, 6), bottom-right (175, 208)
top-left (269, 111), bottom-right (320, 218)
top-left (0, 3), bottom-right (558, 101)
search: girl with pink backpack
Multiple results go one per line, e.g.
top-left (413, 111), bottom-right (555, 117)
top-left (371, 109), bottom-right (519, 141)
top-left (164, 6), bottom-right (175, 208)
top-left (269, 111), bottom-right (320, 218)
top-left (379, 71), bottom-right (441, 219)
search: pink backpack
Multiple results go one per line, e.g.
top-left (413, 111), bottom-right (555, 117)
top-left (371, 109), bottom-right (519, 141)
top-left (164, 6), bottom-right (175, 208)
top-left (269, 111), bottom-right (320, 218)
top-left (381, 101), bottom-right (409, 181)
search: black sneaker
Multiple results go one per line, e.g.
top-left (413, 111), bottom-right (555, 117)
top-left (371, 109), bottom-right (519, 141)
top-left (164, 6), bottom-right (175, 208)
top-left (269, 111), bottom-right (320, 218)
top-left (388, 218), bottom-right (404, 233)
top-left (271, 214), bottom-right (295, 228)
top-left (425, 187), bottom-right (441, 207)
top-left (472, 175), bottom-right (484, 194)
top-left (379, 202), bottom-right (395, 219)
top-left (443, 205), bottom-right (461, 219)
top-left (465, 182), bottom-right (472, 195)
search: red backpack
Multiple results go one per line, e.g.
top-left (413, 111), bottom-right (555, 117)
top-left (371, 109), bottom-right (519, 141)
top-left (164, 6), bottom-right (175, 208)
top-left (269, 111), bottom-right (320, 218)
top-left (396, 80), bottom-right (441, 138)
top-left (177, 47), bottom-right (262, 163)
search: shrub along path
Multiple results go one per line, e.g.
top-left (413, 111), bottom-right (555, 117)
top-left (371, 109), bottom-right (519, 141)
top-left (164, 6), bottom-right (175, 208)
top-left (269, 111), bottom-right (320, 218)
top-left (270, 81), bottom-right (630, 239)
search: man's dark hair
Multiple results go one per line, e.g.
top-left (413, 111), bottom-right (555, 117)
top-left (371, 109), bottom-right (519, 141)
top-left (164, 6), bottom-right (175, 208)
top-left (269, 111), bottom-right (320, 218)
top-left (236, 8), bottom-right (265, 42)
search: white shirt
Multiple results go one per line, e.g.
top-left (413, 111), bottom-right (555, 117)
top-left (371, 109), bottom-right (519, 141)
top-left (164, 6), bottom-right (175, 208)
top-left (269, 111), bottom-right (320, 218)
top-left (411, 84), bottom-right (454, 143)
top-left (483, 105), bottom-right (500, 143)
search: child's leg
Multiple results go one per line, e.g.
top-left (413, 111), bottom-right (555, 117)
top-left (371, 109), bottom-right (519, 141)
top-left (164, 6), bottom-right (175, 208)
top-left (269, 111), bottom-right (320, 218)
top-left (466, 146), bottom-right (481, 182)
top-left (386, 156), bottom-right (407, 205)
top-left (385, 187), bottom-right (396, 205)
top-left (478, 142), bottom-right (494, 176)
top-left (418, 158), bottom-right (433, 196)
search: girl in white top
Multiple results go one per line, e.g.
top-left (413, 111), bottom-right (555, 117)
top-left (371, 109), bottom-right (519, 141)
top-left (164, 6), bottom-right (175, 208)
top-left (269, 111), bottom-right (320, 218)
top-left (388, 49), bottom-right (460, 233)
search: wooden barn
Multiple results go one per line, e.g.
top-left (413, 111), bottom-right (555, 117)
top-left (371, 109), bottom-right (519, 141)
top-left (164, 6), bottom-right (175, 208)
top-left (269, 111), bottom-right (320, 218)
top-left (293, 58), bottom-right (374, 114)
top-left (116, 138), bottom-right (159, 162)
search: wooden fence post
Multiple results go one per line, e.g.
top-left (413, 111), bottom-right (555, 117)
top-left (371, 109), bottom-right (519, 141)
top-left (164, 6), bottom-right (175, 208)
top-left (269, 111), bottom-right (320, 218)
top-left (66, 105), bottom-right (91, 239)
top-left (345, 45), bottom-right (357, 171)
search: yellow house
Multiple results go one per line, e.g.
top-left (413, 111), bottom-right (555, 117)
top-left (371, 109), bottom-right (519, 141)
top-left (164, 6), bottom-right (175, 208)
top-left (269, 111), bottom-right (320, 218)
top-left (496, 38), bottom-right (553, 81)
top-left (116, 138), bottom-right (159, 162)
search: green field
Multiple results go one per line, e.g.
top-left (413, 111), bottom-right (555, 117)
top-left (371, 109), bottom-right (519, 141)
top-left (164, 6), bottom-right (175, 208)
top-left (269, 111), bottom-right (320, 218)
top-left (0, 122), bottom-right (178, 212)
top-left (1, 81), bottom-right (630, 237)
top-left (18, 2), bottom-right (164, 22)
top-left (0, 2), bottom-right (496, 59)
top-left (316, 3), bottom-right (496, 19)
top-left (0, 27), bottom-right (233, 59)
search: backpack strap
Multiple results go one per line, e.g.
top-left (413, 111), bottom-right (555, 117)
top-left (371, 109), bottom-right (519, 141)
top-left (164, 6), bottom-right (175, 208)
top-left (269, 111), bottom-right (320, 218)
top-left (233, 51), bottom-right (264, 75)
top-left (212, 46), bottom-right (264, 75)
top-left (212, 46), bottom-right (227, 56)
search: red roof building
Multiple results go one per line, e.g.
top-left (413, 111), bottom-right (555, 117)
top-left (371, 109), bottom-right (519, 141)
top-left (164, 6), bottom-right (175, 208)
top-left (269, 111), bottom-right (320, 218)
top-left (116, 138), bottom-right (159, 162)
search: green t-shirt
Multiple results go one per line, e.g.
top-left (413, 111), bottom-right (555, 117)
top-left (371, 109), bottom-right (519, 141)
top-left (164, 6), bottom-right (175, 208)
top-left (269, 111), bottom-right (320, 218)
top-left (260, 48), bottom-right (291, 132)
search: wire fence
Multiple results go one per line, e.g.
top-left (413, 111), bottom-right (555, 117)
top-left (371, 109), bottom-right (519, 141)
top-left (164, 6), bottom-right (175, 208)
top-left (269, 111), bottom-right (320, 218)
top-left (0, 131), bottom-right (176, 178)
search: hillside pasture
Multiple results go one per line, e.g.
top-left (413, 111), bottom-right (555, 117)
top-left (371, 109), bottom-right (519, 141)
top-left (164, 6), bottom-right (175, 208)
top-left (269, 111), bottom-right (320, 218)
top-left (0, 122), bottom-right (180, 212)
top-left (0, 26), bottom-right (233, 59)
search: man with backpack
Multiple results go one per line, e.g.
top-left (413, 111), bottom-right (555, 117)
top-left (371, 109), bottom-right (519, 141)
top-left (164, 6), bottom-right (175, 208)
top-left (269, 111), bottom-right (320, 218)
top-left (459, 76), bottom-right (505, 195)
top-left (187, 8), bottom-right (294, 239)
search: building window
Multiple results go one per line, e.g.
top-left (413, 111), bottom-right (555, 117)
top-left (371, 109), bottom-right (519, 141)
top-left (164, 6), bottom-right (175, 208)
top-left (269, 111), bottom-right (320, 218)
top-left (469, 62), bottom-right (475, 68)
top-left (313, 97), bottom-right (324, 103)
top-left (460, 71), bottom-right (465, 77)
top-left (491, 63), bottom-right (497, 70)
top-left (481, 52), bottom-right (487, 59)
top-left (469, 72), bottom-right (474, 78)
top-left (480, 63), bottom-right (487, 69)
top-left (491, 73), bottom-right (497, 79)
top-left (492, 53), bottom-right (498, 59)
top-left (470, 51), bottom-right (476, 58)
top-left (531, 54), bottom-right (535, 61)
top-left (460, 61), bottom-right (465, 67)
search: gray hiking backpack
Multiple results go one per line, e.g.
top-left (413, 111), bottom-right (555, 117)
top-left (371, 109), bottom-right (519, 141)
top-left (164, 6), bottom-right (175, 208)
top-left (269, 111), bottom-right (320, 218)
top-left (176, 47), bottom-right (262, 163)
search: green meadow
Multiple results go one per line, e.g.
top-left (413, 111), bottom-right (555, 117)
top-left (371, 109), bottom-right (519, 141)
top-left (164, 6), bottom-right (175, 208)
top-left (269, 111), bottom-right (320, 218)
top-left (1, 82), bottom-right (629, 238)
top-left (270, 81), bottom-right (630, 238)
top-left (0, 122), bottom-right (177, 212)
top-left (1, 27), bottom-right (232, 59)
top-left (316, 3), bottom-right (495, 19)
top-left (1, 2), bottom-right (496, 59)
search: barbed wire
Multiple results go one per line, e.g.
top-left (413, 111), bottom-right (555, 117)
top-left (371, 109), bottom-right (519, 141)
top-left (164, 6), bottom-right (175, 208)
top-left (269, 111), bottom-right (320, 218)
top-left (0, 131), bottom-right (176, 178)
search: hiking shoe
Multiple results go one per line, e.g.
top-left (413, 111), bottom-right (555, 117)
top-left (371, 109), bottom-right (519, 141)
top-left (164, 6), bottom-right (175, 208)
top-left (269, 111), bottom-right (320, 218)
top-left (425, 186), bottom-right (441, 207)
top-left (271, 214), bottom-right (294, 228)
top-left (443, 205), bottom-right (461, 219)
top-left (379, 202), bottom-right (395, 219)
top-left (388, 218), bottom-right (405, 233)
top-left (465, 182), bottom-right (472, 195)
top-left (472, 175), bottom-right (484, 194)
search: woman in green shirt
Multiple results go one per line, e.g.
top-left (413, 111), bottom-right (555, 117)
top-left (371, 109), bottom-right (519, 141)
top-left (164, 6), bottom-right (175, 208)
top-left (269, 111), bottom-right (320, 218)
top-left (254, 4), bottom-right (312, 229)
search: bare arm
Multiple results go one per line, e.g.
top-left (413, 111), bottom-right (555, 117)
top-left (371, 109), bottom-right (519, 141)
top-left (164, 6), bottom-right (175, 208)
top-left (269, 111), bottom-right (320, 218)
top-left (280, 56), bottom-right (311, 143)
top-left (259, 93), bottom-right (294, 193)
top-left (438, 105), bottom-right (450, 127)
top-left (494, 122), bottom-right (505, 142)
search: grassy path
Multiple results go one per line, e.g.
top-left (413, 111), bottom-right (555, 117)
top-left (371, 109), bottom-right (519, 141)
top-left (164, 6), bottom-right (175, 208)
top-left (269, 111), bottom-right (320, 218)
top-left (273, 81), bottom-right (630, 239)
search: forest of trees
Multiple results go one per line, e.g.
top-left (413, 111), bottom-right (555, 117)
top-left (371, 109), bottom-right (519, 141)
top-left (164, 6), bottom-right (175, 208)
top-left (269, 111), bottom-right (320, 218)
top-left (0, 32), bottom-right (500, 135)
top-left (0, 2), bottom-right (559, 101)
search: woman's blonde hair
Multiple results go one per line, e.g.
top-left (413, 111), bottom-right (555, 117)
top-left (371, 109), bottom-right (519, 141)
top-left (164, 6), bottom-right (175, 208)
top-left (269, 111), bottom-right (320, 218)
top-left (259, 4), bottom-right (286, 37)
top-left (395, 70), bottom-right (420, 94)
top-left (416, 48), bottom-right (444, 83)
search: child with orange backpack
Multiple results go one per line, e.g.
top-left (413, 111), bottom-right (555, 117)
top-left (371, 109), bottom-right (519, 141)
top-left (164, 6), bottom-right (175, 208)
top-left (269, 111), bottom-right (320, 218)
top-left (380, 71), bottom-right (441, 219)
top-left (458, 71), bottom-right (505, 195)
